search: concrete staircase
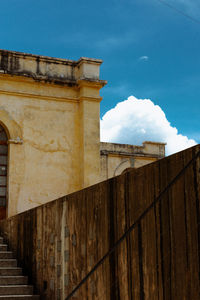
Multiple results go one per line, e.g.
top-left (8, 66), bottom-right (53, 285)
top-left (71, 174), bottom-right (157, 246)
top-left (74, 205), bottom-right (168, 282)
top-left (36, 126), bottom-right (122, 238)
top-left (0, 237), bottom-right (40, 299)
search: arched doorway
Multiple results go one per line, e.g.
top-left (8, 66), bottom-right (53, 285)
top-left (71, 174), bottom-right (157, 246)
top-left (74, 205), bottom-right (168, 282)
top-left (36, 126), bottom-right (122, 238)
top-left (0, 125), bottom-right (8, 219)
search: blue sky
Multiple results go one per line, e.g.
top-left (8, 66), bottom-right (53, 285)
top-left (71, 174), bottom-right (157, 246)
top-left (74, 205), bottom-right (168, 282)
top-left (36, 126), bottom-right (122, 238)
top-left (0, 0), bottom-right (199, 150)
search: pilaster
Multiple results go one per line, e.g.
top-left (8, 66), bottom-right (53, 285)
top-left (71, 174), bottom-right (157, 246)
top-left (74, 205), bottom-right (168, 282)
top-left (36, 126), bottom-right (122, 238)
top-left (77, 59), bottom-right (106, 188)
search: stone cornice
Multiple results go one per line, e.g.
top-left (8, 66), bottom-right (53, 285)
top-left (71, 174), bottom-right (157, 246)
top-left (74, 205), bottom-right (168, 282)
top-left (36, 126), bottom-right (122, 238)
top-left (77, 78), bottom-right (107, 88)
top-left (0, 49), bottom-right (102, 66)
top-left (100, 150), bottom-right (163, 159)
top-left (0, 49), bottom-right (106, 86)
top-left (0, 74), bottom-right (105, 103)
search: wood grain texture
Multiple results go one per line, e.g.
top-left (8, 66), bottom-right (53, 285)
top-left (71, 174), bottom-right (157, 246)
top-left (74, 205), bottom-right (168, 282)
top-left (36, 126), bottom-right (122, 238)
top-left (0, 145), bottom-right (199, 300)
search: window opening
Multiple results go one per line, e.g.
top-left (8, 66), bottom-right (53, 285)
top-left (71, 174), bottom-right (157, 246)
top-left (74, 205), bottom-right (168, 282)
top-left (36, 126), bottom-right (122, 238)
top-left (0, 125), bottom-right (8, 218)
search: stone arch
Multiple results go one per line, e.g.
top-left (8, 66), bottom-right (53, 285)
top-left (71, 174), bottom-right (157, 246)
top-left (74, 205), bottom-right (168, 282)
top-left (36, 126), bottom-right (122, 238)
top-left (0, 109), bottom-right (24, 218)
top-left (114, 159), bottom-right (131, 177)
top-left (121, 167), bottom-right (134, 174)
top-left (0, 110), bottom-right (23, 143)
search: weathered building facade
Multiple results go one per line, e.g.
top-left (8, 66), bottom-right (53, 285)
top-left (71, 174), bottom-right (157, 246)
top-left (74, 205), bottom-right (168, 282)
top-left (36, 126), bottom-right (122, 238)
top-left (0, 49), bottom-right (106, 217)
top-left (100, 141), bottom-right (165, 180)
top-left (0, 49), bottom-right (165, 218)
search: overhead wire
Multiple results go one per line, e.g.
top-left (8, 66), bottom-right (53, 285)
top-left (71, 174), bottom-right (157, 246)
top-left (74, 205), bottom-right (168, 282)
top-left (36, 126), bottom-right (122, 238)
top-left (155, 0), bottom-right (200, 25)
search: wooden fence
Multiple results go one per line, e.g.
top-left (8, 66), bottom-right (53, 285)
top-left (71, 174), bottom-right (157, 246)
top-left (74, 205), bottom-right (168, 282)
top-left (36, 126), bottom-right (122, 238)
top-left (0, 144), bottom-right (199, 299)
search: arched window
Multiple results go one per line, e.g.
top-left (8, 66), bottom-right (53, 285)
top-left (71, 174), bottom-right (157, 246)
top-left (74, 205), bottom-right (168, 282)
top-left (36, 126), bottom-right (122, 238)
top-left (121, 167), bottom-right (134, 174)
top-left (114, 160), bottom-right (131, 177)
top-left (0, 125), bottom-right (8, 219)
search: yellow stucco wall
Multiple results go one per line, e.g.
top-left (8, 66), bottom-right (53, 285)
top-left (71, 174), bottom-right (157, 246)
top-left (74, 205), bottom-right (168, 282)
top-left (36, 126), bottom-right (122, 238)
top-left (0, 50), bottom-right (106, 217)
top-left (0, 50), bottom-right (166, 218)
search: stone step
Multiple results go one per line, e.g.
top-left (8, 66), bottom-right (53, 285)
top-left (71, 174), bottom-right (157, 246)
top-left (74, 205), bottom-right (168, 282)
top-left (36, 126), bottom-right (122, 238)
top-left (0, 246), bottom-right (7, 252)
top-left (0, 253), bottom-right (13, 259)
top-left (0, 277), bottom-right (28, 285)
top-left (0, 286), bottom-right (33, 295)
top-left (0, 269), bottom-right (22, 276)
top-left (0, 237), bottom-right (40, 298)
top-left (0, 296), bottom-right (40, 299)
top-left (0, 260), bottom-right (17, 268)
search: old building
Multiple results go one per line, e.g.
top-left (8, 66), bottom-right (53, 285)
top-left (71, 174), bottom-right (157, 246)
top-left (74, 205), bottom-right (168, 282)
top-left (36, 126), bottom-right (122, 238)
top-left (0, 49), bottom-right (165, 218)
top-left (2, 50), bottom-right (199, 300)
top-left (100, 141), bottom-right (165, 180)
top-left (0, 49), bottom-right (107, 217)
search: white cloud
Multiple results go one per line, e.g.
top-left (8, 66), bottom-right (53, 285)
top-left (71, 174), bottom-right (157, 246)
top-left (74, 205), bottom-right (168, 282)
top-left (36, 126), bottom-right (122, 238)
top-left (100, 96), bottom-right (197, 155)
top-left (139, 55), bottom-right (149, 61)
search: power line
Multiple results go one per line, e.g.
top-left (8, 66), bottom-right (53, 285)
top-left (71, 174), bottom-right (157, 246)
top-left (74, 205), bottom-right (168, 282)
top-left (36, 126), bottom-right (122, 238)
top-left (155, 0), bottom-right (200, 25)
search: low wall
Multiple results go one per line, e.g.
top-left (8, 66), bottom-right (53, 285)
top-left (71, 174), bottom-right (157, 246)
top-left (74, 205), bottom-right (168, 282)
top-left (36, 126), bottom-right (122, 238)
top-left (0, 145), bottom-right (200, 299)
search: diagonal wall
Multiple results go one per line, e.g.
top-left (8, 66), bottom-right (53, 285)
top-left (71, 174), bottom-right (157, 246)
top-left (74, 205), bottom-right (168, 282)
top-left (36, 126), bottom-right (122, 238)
top-left (0, 144), bottom-right (199, 299)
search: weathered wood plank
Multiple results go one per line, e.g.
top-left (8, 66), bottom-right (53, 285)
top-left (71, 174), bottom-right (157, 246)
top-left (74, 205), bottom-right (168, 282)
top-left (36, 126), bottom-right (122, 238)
top-left (0, 145), bottom-right (199, 299)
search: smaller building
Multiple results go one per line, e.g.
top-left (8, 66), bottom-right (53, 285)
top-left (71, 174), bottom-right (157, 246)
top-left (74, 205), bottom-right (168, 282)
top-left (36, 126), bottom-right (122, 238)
top-left (100, 141), bottom-right (166, 180)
